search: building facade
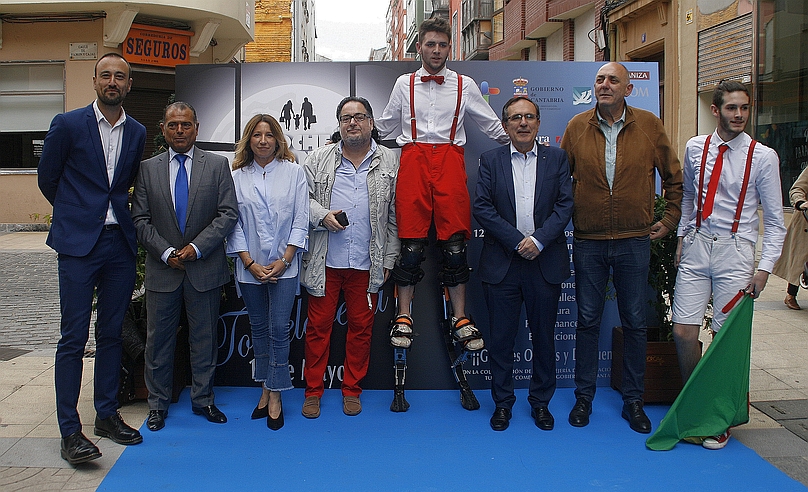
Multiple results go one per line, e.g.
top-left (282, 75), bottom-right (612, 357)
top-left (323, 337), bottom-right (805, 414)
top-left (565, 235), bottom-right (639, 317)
top-left (756, 0), bottom-right (808, 199)
top-left (0, 0), bottom-right (254, 228)
top-left (292, 0), bottom-right (316, 62)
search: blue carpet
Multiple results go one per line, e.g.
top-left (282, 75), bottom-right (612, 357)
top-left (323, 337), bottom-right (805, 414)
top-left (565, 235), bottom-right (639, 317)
top-left (101, 387), bottom-right (806, 491)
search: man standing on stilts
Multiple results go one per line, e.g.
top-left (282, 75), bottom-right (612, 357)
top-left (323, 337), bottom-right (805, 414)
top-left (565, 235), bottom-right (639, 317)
top-left (376, 16), bottom-right (509, 410)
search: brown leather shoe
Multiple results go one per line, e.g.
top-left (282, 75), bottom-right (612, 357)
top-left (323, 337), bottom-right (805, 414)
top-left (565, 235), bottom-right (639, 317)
top-left (343, 396), bottom-right (362, 416)
top-left (302, 396), bottom-right (320, 419)
top-left (784, 294), bottom-right (801, 310)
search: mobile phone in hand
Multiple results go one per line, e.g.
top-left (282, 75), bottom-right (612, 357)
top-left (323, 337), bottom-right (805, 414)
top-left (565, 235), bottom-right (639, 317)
top-left (335, 211), bottom-right (349, 227)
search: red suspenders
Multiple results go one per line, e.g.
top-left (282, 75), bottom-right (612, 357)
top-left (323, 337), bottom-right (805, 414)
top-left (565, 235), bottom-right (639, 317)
top-left (695, 135), bottom-right (758, 234)
top-left (408, 72), bottom-right (463, 144)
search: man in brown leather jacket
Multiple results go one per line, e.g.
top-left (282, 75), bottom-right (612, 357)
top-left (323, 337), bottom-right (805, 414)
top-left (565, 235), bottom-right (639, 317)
top-left (561, 61), bottom-right (682, 434)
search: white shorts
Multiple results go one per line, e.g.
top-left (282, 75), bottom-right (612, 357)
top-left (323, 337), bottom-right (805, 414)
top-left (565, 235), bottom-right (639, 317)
top-left (671, 230), bottom-right (755, 331)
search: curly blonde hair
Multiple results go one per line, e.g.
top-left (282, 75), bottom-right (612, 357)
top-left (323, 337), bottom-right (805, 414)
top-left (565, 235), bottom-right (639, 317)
top-left (232, 114), bottom-right (295, 170)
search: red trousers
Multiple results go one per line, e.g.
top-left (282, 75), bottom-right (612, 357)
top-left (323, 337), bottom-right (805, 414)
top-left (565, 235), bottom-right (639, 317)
top-left (396, 142), bottom-right (470, 241)
top-left (304, 267), bottom-right (377, 398)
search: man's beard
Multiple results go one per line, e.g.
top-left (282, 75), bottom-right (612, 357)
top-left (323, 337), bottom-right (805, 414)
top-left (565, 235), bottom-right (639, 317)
top-left (99, 90), bottom-right (125, 106)
top-left (342, 134), bottom-right (368, 148)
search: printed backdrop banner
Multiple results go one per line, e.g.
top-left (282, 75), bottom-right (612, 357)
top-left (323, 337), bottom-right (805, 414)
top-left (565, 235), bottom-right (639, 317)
top-left (178, 61), bottom-right (661, 391)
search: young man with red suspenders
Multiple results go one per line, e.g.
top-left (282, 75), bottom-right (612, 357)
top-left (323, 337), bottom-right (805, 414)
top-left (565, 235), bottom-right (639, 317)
top-left (672, 80), bottom-right (786, 450)
top-left (376, 17), bottom-right (508, 364)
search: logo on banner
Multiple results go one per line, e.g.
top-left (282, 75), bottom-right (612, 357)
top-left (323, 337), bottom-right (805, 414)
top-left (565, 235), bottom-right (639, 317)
top-left (628, 86), bottom-right (650, 98)
top-left (572, 87), bottom-right (593, 106)
top-left (513, 77), bottom-right (529, 97)
top-left (479, 81), bottom-right (500, 103)
top-left (629, 71), bottom-right (651, 80)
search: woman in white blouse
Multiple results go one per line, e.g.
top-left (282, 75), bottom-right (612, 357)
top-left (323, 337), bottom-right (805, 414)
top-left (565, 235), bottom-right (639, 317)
top-left (227, 114), bottom-right (308, 430)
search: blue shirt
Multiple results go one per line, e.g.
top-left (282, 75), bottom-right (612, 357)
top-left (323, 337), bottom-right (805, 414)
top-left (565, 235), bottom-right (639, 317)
top-left (226, 158), bottom-right (309, 284)
top-left (597, 106), bottom-right (626, 189)
top-left (326, 142), bottom-right (374, 270)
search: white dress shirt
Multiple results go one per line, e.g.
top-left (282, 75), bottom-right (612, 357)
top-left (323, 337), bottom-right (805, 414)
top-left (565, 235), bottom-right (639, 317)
top-left (376, 67), bottom-right (508, 146)
top-left (510, 142), bottom-right (543, 250)
top-left (678, 130), bottom-right (786, 272)
top-left (92, 100), bottom-right (126, 225)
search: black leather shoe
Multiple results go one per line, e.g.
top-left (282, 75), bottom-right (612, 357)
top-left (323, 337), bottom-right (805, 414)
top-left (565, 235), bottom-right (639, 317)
top-left (489, 407), bottom-right (512, 431)
top-left (568, 398), bottom-right (592, 427)
top-left (531, 405), bottom-right (555, 430)
top-left (192, 404), bottom-right (227, 423)
top-left (94, 412), bottom-right (143, 445)
top-left (60, 431), bottom-right (101, 465)
top-left (622, 400), bottom-right (652, 434)
top-left (251, 404), bottom-right (268, 420)
top-left (146, 410), bottom-right (167, 431)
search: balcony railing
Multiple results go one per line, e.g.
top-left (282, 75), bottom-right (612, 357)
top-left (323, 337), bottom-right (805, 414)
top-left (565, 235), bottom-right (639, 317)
top-left (462, 0), bottom-right (494, 29)
top-left (462, 29), bottom-right (492, 59)
top-left (431, 0), bottom-right (450, 11)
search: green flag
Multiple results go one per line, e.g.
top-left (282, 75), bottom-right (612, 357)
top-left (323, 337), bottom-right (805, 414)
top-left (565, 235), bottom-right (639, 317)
top-left (646, 294), bottom-right (753, 451)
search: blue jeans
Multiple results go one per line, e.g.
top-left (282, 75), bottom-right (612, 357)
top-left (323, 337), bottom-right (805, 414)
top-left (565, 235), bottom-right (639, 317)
top-left (573, 237), bottom-right (649, 403)
top-left (239, 279), bottom-right (297, 391)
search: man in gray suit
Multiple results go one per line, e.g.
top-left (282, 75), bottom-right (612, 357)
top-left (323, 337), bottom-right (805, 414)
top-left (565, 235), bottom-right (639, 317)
top-left (132, 101), bottom-right (238, 431)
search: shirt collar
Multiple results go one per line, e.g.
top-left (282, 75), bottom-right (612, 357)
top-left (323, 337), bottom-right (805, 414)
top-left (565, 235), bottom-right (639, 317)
top-left (596, 105), bottom-right (626, 126)
top-left (417, 66), bottom-right (449, 78)
top-left (338, 140), bottom-right (377, 164)
top-left (509, 141), bottom-right (538, 157)
top-left (169, 146), bottom-right (195, 162)
top-left (712, 129), bottom-right (749, 151)
top-left (92, 100), bottom-right (127, 129)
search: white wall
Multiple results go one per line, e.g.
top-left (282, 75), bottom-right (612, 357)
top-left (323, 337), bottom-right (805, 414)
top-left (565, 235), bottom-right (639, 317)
top-left (574, 8), bottom-right (596, 61)
top-left (546, 29), bottom-right (563, 60)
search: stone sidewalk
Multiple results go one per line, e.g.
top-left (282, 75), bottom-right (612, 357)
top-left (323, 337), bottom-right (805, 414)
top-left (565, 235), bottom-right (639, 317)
top-left (0, 232), bottom-right (806, 490)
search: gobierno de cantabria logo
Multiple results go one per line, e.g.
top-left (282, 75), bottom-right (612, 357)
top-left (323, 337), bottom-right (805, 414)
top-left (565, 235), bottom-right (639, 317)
top-left (572, 87), bottom-right (593, 106)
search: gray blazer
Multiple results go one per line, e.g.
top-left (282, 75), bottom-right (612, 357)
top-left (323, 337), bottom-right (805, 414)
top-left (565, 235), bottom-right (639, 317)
top-left (132, 147), bottom-right (238, 293)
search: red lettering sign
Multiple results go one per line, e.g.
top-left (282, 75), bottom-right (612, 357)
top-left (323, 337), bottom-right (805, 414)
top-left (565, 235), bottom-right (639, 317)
top-left (124, 24), bottom-right (193, 68)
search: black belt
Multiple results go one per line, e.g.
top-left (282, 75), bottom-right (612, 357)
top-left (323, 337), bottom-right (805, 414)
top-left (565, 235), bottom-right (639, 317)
top-left (102, 224), bottom-right (121, 230)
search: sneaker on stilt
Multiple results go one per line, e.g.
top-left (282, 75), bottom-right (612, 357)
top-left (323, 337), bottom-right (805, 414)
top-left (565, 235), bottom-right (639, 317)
top-left (452, 317), bottom-right (484, 351)
top-left (390, 314), bottom-right (413, 348)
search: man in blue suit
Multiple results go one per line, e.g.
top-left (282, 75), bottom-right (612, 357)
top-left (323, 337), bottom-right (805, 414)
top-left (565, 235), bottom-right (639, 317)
top-left (38, 53), bottom-right (146, 464)
top-left (473, 96), bottom-right (573, 431)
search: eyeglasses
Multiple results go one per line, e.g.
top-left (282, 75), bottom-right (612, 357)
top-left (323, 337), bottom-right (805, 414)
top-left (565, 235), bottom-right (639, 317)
top-left (339, 113), bottom-right (370, 124)
top-left (506, 113), bottom-right (538, 123)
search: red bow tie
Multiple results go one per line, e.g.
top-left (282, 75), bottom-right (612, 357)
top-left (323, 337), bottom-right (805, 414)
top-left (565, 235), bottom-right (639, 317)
top-left (421, 75), bottom-right (445, 85)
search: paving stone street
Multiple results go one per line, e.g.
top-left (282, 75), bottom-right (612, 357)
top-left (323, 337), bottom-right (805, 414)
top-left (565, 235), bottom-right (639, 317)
top-left (0, 249), bottom-right (61, 348)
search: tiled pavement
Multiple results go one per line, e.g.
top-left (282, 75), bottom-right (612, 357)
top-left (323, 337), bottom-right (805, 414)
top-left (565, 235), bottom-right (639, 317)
top-left (0, 231), bottom-right (806, 490)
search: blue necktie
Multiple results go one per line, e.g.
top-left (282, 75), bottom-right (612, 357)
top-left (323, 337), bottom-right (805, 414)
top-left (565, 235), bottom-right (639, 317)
top-left (174, 154), bottom-right (188, 234)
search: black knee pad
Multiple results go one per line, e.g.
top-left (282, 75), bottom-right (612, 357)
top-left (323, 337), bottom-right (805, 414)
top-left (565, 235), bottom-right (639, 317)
top-left (391, 238), bottom-right (428, 286)
top-left (438, 233), bottom-right (470, 286)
